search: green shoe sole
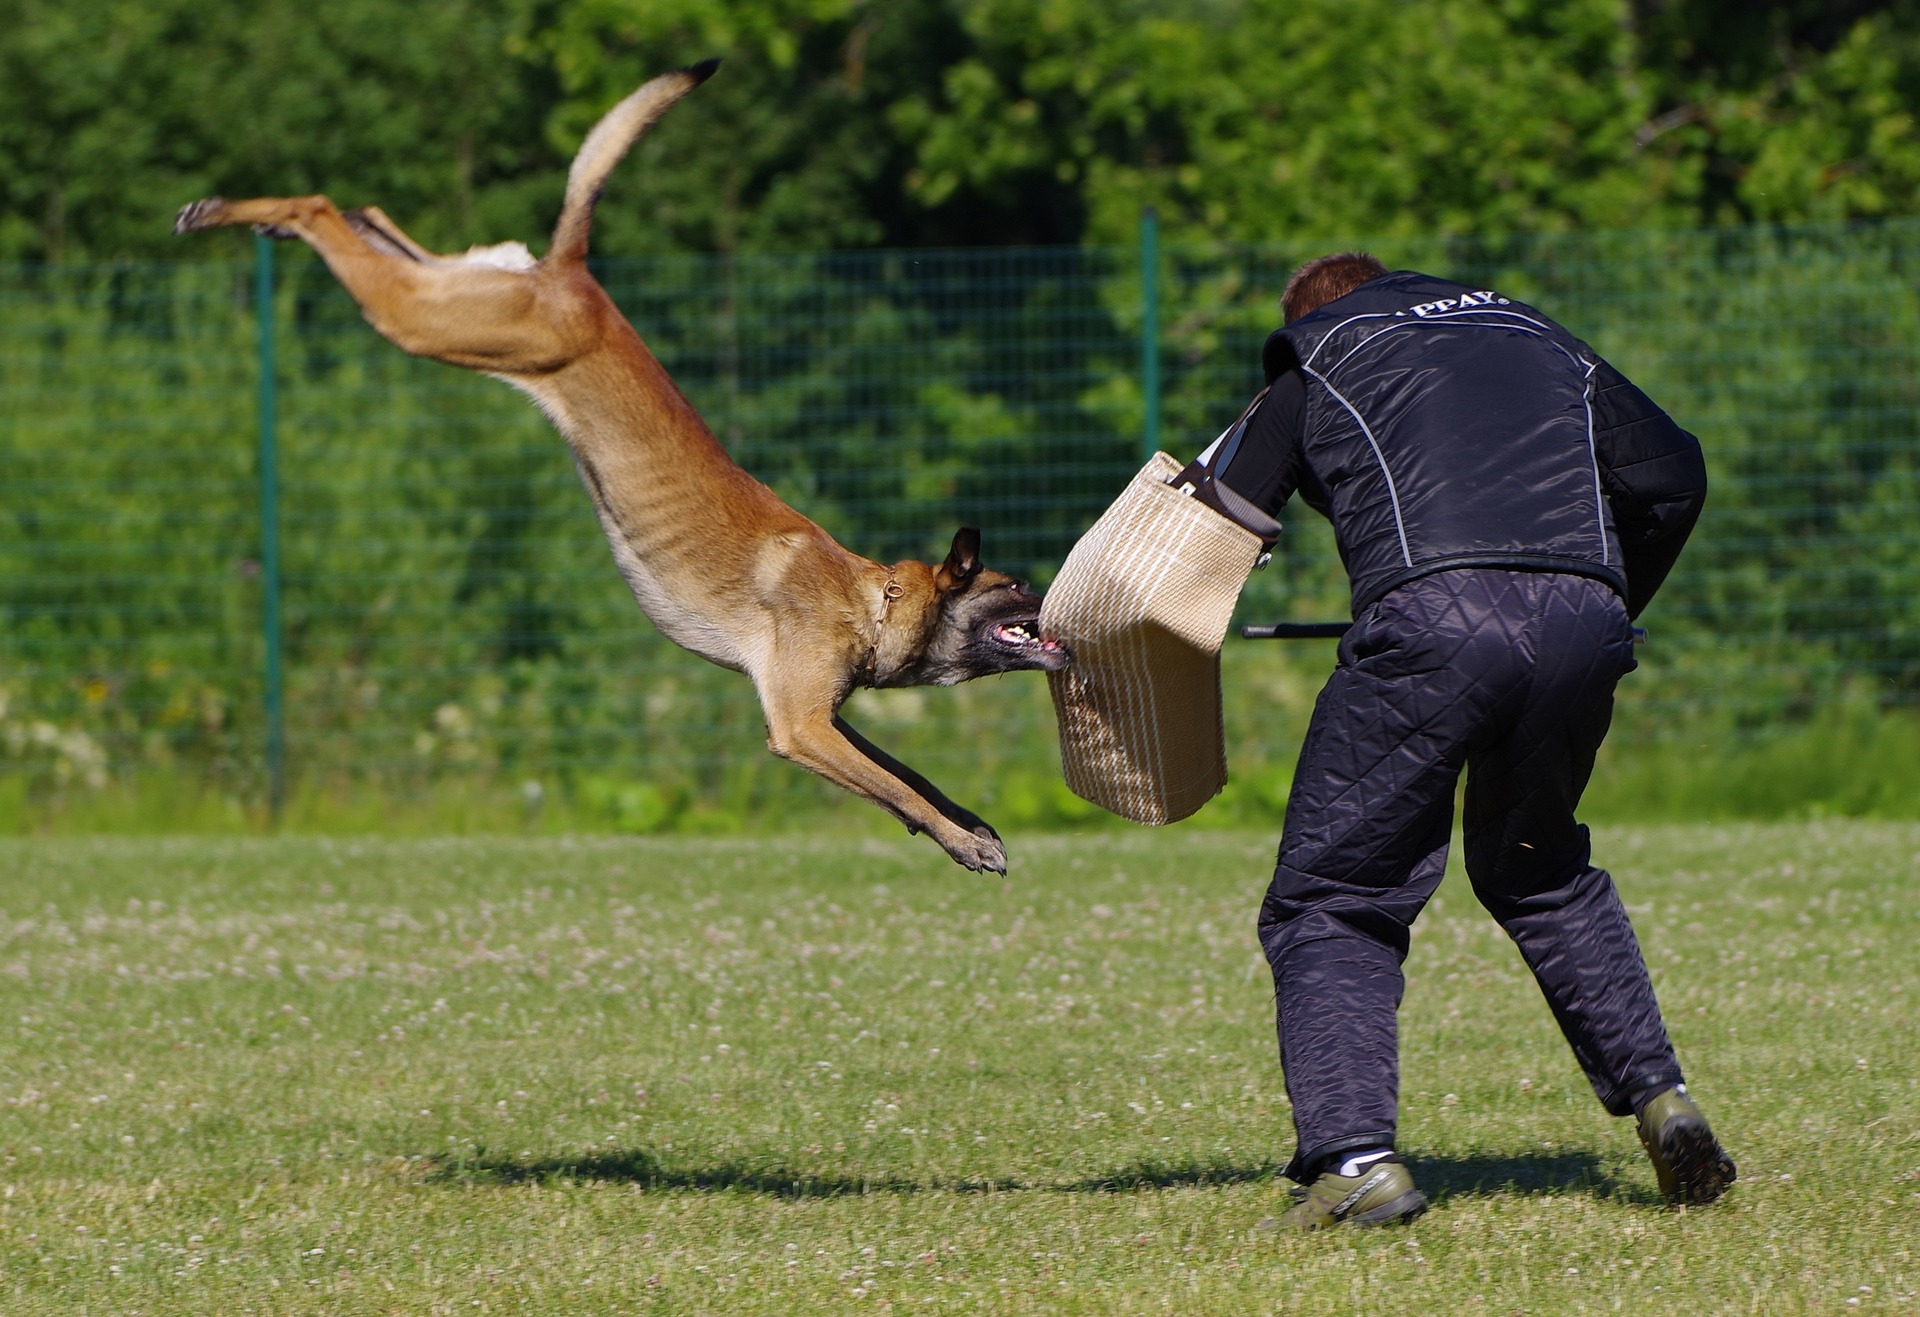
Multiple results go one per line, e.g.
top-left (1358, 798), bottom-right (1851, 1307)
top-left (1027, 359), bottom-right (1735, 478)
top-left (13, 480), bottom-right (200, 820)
top-left (1637, 1089), bottom-right (1737, 1207)
top-left (1347, 1188), bottom-right (1429, 1227)
top-left (1654, 1118), bottom-right (1737, 1206)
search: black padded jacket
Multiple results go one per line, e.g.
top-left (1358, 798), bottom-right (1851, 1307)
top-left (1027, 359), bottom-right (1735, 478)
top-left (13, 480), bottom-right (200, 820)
top-left (1233, 272), bottom-right (1706, 619)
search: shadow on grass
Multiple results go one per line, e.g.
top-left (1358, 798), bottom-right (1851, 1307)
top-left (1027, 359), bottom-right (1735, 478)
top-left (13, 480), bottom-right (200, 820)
top-left (429, 1147), bottom-right (1655, 1205)
top-left (426, 1148), bottom-right (1284, 1199)
top-left (1408, 1150), bottom-right (1656, 1206)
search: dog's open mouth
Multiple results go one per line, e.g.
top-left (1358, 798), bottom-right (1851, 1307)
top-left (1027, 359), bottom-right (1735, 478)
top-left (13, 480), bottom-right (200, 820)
top-left (992, 620), bottom-right (1071, 667)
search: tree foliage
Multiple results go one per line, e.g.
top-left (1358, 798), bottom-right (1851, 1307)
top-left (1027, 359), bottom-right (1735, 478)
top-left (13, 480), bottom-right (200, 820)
top-left (1, 0), bottom-right (1915, 260)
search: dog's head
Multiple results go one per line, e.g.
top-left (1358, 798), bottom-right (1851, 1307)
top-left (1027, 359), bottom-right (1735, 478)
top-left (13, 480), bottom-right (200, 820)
top-left (890, 528), bottom-right (1069, 687)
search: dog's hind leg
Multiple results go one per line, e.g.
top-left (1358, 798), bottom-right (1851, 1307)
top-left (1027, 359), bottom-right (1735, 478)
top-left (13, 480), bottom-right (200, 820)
top-left (342, 206), bottom-right (436, 262)
top-left (177, 194), bottom-right (362, 244)
top-left (174, 195), bottom-right (573, 372)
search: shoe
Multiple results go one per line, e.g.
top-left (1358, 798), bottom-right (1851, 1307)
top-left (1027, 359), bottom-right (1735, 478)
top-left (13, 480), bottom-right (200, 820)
top-left (1262, 1155), bottom-right (1428, 1230)
top-left (1636, 1087), bottom-right (1736, 1206)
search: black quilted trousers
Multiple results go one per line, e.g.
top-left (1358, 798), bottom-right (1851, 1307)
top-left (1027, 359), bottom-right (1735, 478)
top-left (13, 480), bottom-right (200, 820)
top-left (1257, 569), bottom-right (1685, 1180)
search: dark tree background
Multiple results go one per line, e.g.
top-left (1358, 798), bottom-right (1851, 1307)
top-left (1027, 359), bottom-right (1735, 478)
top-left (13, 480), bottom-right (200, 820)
top-left (2, 0), bottom-right (1916, 261)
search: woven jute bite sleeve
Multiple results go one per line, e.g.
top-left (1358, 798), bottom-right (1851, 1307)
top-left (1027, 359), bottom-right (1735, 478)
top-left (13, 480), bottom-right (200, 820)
top-left (1039, 452), bottom-right (1266, 825)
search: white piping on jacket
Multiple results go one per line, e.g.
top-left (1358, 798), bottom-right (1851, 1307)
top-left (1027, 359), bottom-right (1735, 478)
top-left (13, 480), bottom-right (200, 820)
top-left (1305, 311), bottom-right (1612, 568)
top-left (1300, 365), bottom-right (1415, 568)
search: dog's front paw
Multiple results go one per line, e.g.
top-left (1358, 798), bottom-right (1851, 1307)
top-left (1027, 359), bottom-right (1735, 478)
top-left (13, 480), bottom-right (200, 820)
top-left (939, 825), bottom-right (1007, 876)
top-left (173, 198), bottom-right (230, 235)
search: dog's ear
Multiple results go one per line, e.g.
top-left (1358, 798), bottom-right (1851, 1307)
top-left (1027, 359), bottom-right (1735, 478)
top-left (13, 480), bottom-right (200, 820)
top-left (935, 527), bottom-right (983, 592)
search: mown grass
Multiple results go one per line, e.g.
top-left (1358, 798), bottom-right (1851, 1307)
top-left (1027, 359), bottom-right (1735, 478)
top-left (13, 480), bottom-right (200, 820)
top-left (0, 824), bottom-right (1915, 1314)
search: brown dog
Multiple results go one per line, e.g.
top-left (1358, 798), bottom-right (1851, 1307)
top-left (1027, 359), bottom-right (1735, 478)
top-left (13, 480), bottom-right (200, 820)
top-left (174, 60), bottom-right (1066, 873)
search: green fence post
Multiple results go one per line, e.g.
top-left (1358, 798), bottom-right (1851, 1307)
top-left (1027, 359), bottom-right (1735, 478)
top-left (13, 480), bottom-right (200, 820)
top-left (1140, 206), bottom-right (1161, 462)
top-left (254, 234), bottom-right (286, 822)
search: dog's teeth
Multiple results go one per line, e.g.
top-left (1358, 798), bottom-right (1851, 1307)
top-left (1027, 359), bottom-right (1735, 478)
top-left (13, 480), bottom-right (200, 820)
top-left (995, 621), bottom-right (1044, 648)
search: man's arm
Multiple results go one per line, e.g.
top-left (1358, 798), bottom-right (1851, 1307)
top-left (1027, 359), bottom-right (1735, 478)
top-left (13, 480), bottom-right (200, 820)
top-left (1590, 360), bottom-right (1708, 619)
top-left (1215, 367), bottom-right (1310, 516)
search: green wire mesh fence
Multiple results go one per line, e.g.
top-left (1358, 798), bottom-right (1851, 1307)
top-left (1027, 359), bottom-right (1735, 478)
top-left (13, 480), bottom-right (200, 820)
top-left (2, 220), bottom-right (1917, 824)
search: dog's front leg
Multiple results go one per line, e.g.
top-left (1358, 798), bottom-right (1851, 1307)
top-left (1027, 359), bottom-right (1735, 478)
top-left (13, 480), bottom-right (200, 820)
top-left (831, 716), bottom-right (999, 844)
top-left (759, 692), bottom-right (1008, 874)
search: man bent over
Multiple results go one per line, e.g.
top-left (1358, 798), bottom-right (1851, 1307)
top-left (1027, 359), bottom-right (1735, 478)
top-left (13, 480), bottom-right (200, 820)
top-left (1208, 254), bottom-right (1735, 1228)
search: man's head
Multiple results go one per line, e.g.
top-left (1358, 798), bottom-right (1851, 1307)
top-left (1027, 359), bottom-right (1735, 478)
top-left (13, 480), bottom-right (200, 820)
top-left (1281, 252), bottom-right (1390, 323)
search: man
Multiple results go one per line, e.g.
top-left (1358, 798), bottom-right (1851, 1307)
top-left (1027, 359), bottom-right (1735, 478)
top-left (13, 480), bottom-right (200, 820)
top-left (1209, 253), bottom-right (1733, 1228)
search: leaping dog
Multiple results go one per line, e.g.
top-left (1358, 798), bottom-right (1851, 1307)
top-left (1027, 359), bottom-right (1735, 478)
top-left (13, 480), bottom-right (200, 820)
top-left (175, 61), bottom-right (1067, 872)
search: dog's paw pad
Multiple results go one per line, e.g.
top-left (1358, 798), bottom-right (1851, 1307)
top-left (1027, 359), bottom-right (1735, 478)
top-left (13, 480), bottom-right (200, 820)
top-left (172, 198), bottom-right (228, 234)
top-left (968, 837), bottom-right (1008, 876)
top-left (939, 825), bottom-right (1006, 874)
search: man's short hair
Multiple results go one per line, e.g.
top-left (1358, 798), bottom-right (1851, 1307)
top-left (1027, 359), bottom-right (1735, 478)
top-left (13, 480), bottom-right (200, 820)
top-left (1282, 252), bottom-right (1390, 323)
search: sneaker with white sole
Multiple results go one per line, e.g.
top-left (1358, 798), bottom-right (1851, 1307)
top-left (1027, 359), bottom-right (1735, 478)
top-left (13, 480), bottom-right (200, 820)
top-left (1263, 1154), bottom-right (1428, 1230)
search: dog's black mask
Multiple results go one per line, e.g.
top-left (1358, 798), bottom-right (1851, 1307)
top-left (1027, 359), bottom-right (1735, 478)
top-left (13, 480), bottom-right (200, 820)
top-left (915, 528), bottom-right (1069, 686)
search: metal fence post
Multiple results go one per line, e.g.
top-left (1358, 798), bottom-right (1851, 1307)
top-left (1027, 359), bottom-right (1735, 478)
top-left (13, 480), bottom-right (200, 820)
top-left (254, 235), bottom-right (286, 822)
top-left (1140, 206), bottom-right (1161, 462)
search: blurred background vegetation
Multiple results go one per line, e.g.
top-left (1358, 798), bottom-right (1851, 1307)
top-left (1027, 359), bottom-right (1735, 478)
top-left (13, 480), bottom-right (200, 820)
top-left (4, 0), bottom-right (1917, 260)
top-left (2, 0), bottom-right (1917, 836)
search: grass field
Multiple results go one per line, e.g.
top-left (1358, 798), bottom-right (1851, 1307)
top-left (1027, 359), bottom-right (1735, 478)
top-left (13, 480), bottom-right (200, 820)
top-left (0, 823), bottom-right (1914, 1314)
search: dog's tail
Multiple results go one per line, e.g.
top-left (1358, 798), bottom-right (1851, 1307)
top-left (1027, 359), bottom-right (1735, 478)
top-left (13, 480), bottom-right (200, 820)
top-left (546, 59), bottom-right (720, 268)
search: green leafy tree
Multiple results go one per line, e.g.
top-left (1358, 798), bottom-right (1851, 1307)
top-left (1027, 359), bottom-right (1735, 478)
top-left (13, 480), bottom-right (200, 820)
top-left (0, 0), bottom-right (555, 259)
top-left (5, 0), bottom-right (1916, 260)
top-left (885, 0), bottom-right (1920, 246)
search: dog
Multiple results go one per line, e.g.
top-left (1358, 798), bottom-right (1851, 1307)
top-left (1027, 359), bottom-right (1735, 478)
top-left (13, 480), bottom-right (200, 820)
top-left (174, 60), bottom-right (1067, 873)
